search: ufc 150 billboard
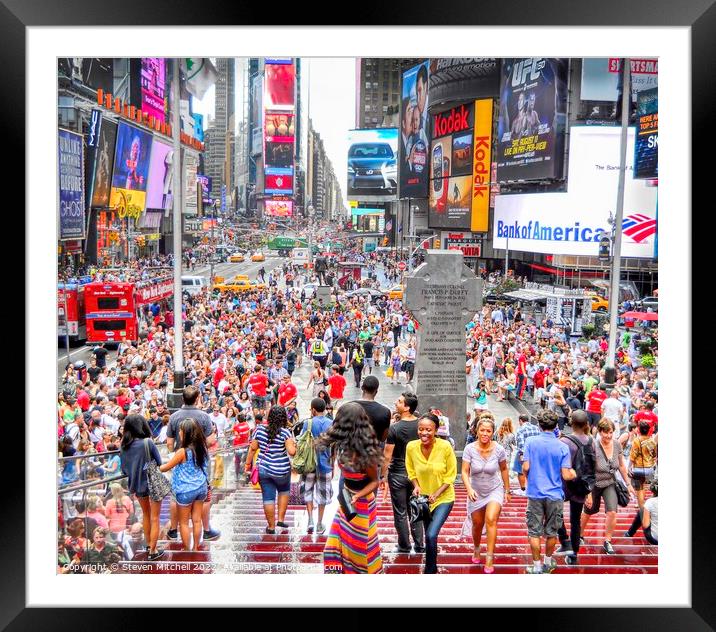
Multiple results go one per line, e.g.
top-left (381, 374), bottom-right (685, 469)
top-left (496, 58), bottom-right (569, 183)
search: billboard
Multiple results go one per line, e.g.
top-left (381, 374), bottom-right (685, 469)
top-left (58, 129), bottom-right (85, 240)
top-left (265, 200), bottom-right (293, 217)
top-left (197, 174), bottom-right (212, 205)
top-left (265, 112), bottom-right (295, 140)
top-left (109, 122), bottom-right (152, 219)
top-left (634, 88), bottom-right (658, 180)
top-left (145, 140), bottom-right (173, 210)
top-left (398, 60), bottom-right (430, 199)
top-left (496, 58), bottom-right (569, 183)
top-left (428, 58), bottom-right (500, 106)
top-left (351, 207), bottom-right (385, 233)
top-left (429, 175), bottom-right (472, 229)
top-left (265, 173), bottom-right (293, 195)
top-left (89, 117), bottom-right (117, 208)
top-left (347, 128), bottom-right (399, 201)
top-left (493, 126), bottom-right (657, 258)
top-left (470, 98), bottom-right (493, 232)
top-left (184, 153), bottom-right (198, 214)
top-left (264, 60), bottom-right (296, 110)
top-left (140, 58), bottom-right (166, 124)
top-left (581, 58), bottom-right (658, 102)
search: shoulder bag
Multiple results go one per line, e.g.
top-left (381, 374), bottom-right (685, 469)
top-left (598, 440), bottom-right (629, 507)
top-left (144, 439), bottom-right (172, 502)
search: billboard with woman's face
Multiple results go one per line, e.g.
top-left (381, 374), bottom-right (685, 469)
top-left (109, 122), bottom-right (152, 219)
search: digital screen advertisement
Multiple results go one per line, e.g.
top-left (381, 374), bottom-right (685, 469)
top-left (347, 128), bottom-right (399, 201)
top-left (140, 58), bottom-right (166, 123)
top-left (429, 175), bottom-right (472, 229)
top-left (58, 128), bottom-right (85, 240)
top-left (90, 117), bottom-right (117, 209)
top-left (265, 112), bottom-right (295, 141)
top-left (351, 207), bottom-right (385, 233)
top-left (265, 200), bottom-right (293, 217)
top-left (496, 58), bottom-right (569, 183)
top-left (264, 60), bottom-right (296, 110)
top-left (145, 140), bottom-right (173, 210)
top-left (265, 173), bottom-right (293, 195)
top-left (634, 88), bottom-right (658, 180)
top-left (110, 122), bottom-right (152, 218)
top-left (398, 60), bottom-right (430, 199)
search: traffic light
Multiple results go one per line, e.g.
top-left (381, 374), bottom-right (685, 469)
top-left (598, 235), bottom-right (611, 261)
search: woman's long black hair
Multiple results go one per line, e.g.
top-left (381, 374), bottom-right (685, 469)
top-left (121, 413), bottom-right (151, 450)
top-left (266, 405), bottom-right (288, 443)
top-left (178, 418), bottom-right (208, 470)
top-left (316, 402), bottom-right (381, 472)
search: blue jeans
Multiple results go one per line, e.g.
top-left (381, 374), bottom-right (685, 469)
top-left (424, 501), bottom-right (454, 574)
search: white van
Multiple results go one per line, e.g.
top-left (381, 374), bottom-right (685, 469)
top-left (181, 275), bottom-right (207, 296)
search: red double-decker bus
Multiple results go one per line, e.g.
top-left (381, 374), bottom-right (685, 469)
top-left (58, 279), bottom-right (90, 343)
top-left (84, 276), bottom-right (174, 343)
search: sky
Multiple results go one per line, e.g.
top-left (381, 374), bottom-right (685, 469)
top-left (192, 58), bottom-right (356, 210)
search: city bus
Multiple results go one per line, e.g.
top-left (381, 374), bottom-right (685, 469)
top-left (84, 276), bottom-right (173, 343)
top-left (57, 276), bottom-right (92, 343)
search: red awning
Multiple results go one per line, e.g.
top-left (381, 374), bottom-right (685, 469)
top-left (526, 263), bottom-right (608, 278)
top-left (622, 311), bottom-right (658, 321)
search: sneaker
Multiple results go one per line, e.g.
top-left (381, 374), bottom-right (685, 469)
top-left (525, 564), bottom-right (543, 574)
top-left (512, 488), bottom-right (527, 496)
top-left (413, 546), bottom-right (425, 553)
top-left (603, 541), bottom-right (615, 555)
top-left (555, 543), bottom-right (573, 555)
top-left (316, 523), bottom-right (326, 535)
top-left (580, 536), bottom-right (585, 545)
top-left (203, 528), bottom-right (221, 541)
top-left (265, 527), bottom-right (276, 535)
top-left (276, 521), bottom-right (289, 529)
top-left (542, 558), bottom-right (558, 573)
top-left (307, 524), bottom-right (315, 534)
top-left (166, 528), bottom-right (178, 540)
top-left (565, 554), bottom-right (578, 566)
top-left (147, 549), bottom-right (165, 562)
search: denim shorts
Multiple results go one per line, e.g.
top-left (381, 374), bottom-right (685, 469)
top-left (175, 483), bottom-right (208, 507)
top-left (259, 469), bottom-right (291, 503)
top-left (484, 369), bottom-right (495, 380)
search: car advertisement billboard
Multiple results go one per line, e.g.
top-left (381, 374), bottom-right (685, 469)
top-left (398, 60), bottom-right (430, 199)
top-left (493, 126), bottom-right (657, 258)
top-left (347, 128), bottom-right (399, 201)
top-left (89, 117), bottom-right (117, 209)
top-left (109, 122), bottom-right (152, 219)
top-left (145, 140), bottom-right (173, 210)
top-left (428, 58), bottom-right (500, 106)
top-left (58, 129), bottom-right (85, 240)
top-left (496, 58), bottom-right (569, 183)
top-left (264, 59), bottom-right (296, 110)
top-left (265, 199), bottom-right (293, 217)
top-left (634, 88), bottom-right (658, 180)
top-left (429, 175), bottom-right (472, 229)
top-left (140, 58), bottom-right (166, 124)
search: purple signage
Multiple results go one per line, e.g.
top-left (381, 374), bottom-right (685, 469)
top-left (141, 58), bottom-right (166, 123)
top-left (145, 139), bottom-right (173, 210)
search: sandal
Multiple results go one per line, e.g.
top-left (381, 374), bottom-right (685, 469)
top-left (471, 551), bottom-right (481, 564)
top-left (484, 554), bottom-right (495, 574)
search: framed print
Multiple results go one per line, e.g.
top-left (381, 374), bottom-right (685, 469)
top-left (8, 0), bottom-right (709, 625)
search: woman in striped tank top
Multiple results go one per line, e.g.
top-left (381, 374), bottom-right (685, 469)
top-left (318, 402), bottom-right (383, 574)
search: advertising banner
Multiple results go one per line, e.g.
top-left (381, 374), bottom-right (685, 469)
top-left (347, 128), bottom-right (399, 201)
top-left (140, 58), bottom-right (166, 124)
top-left (634, 88), bottom-right (658, 180)
top-left (58, 129), bottom-right (85, 240)
top-left (265, 200), bottom-right (293, 217)
top-left (184, 153), bottom-right (198, 215)
top-left (145, 140), bottom-right (173, 210)
top-left (110, 122), bottom-right (152, 219)
top-left (444, 233), bottom-right (482, 258)
top-left (496, 58), bottom-right (569, 183)
top-left (581, 58), bottom-right (658, 102)
top-left (90, 117), bottom-right (117, 208)
top-left (428, 58), bottom-right (500, 106)
top-left (192, 113), bottom-right (204, 143)
top-left (398, 60), bottom-right (430, 199)
top-left (197, 174), bottom-right (212, 205)
top-left (429, 175), bottom-right (472, 229)
top-left (264, 60), bottom-right (296, 110)
top-left (265, 173), bottom-right (293, 195)
top-left (471, 98), bottom-right (493, 233)
top-left (351, 207), bottom-right (385, 233)
top-left (492, 126), bottom-right (657, 258)
top-left (265, 112), bottom-right (295, 140)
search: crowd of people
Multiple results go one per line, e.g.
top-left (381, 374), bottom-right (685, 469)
top-left (57, 228), bottom-right (658, 574)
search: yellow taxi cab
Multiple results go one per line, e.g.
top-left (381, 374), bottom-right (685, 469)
top-left (387, 284), bottom-right (404, 300)
top-left (215, 280), bottom-right (252, 293)
top-left (249, 280), bottom-right (267, 291)
top-left (590, 294), bottom-right (609, 312)
top-left (233, 274), bottom-right (250, 282)
top-left (251, 252), bottom-right (265, 262)
top-left (229, 253), bottom-right (245, 263)
top-left (212, 275), bottom-right (225, 284)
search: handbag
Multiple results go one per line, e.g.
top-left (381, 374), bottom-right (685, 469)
top-left (338, 486), bottom-right (358, 521)
top-left (614, 479), bottom-right (630, 507)
top-left (385, 366), bottom-right (394, 378)
top-left (143, 439), bottom-right (172, 502)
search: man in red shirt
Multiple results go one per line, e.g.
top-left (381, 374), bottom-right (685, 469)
top-left (515, 346), bottom-right (528, 400)
top-left (327, 365), bottom-right (347, 408)
top-left (277, 374), bottom-right (298, 407)
top-left (633, 401), bottom-right (658, 436)
top-left (247, 364), bottom-right (270, 415)
top-left (232, 415), bottom-right (252, 479)
top-left (586, 384), bottom-right (608, 432)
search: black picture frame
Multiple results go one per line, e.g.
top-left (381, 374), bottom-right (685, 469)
top-left (8, 0), bottom-right (706, 626)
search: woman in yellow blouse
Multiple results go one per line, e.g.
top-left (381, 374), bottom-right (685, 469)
top-left (406, 412), bottom-right (457, 574)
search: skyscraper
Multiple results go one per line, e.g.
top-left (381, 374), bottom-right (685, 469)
top-left (356, 58), bottom-right (421, 128)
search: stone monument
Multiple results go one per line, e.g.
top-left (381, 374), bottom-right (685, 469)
top-left (404, 250), bottom-right (482, 455)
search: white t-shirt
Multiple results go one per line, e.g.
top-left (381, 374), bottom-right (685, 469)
top-left (644, 497), bottom-right (658, 540)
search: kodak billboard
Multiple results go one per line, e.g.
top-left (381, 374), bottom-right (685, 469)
top-left (471, 98), bottom-right (493, 233)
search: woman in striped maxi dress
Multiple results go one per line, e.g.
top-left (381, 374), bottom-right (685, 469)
top-left (317, 402), bottom-right (383, 574)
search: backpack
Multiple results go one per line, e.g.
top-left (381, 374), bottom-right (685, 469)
top-left (292, 418), bottom-right (317, 475)
top-left (565, 435), bottom-right (596, 497)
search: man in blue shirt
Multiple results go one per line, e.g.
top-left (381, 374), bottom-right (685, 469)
top-left (299, 398), bottom-right (334, 535)
top-left (522, 409), bottom-right (576, 573)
